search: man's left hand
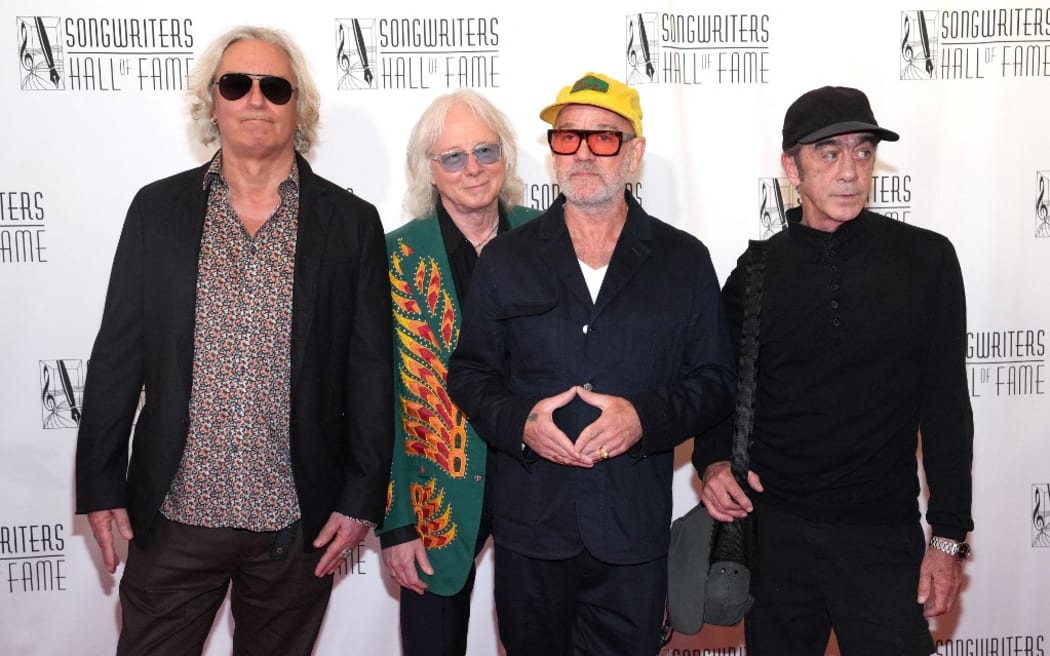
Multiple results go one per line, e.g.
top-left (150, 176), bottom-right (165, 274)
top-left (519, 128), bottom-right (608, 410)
top-left (917, 546), bottom-right (964, 617)
top-left (573, 386), bottom-right (643, 464)
top-left (312, 512), bottom-right (369, 577)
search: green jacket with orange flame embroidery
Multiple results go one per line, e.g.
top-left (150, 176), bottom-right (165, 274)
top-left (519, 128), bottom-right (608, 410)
top-left (377, 205), bottom-right (537, 595)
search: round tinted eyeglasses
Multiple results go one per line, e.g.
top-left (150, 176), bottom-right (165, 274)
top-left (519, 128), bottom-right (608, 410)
top-left (547, 129), bottom-right (633, 157)
top-left (429, 142), bottom-right (503, 173)
top-left (213, 72), bottom-right (297, 106)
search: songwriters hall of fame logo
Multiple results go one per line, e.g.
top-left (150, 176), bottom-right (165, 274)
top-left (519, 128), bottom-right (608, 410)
top-left (1034, 484), bottom-right (1050, 547)
top-left (626, 11), bottom-right (769, 85)
top-left (18, 17), bottom-right (64, 90)
top-left (17, 16), bottom-right (194, 92)
top-left (901, 9), bottom-right (1050, 80)
top-left (900, 11), bottom-right (939, 80)
top-left (1037, 171), bottom-right (1050, 238)
top-left (39, 360), bottom-right (84, 429)
top-left (334, 17), bottom-right (500, 91)
top-left (336, 19), bottom-right (376, 89)
top-left (626, 14), bottom-right (658, 85)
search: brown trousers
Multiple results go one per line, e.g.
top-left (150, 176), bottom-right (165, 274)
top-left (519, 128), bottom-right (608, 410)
top-left (116, 516), bottom-right (332, 656)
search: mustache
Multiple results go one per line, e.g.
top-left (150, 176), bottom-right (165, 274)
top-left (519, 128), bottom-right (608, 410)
top-left (568, 163), bottom-right (601, 175)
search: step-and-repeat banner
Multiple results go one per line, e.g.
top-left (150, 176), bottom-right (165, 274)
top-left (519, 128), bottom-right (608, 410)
top-left (2, 0), bottom-right (1047, 654)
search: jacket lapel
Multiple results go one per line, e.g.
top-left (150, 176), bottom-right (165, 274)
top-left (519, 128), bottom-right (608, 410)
top-left (591, 195), bottom-right (652, 320)
top-left (537, 203), bottom-right (593, 308)
top-left (173, 164), bottom-right (209, 402)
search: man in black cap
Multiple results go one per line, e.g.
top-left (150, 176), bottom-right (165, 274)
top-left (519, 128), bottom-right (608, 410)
top-left (692, 86), bottom-right (974, 654)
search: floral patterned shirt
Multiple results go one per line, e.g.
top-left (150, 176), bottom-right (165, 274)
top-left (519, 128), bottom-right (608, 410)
top-left (160, 151), bottom-right (301, 531)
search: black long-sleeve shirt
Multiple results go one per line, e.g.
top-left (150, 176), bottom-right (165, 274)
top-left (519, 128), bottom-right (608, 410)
top-left (693, 208), bottom-right (973, 540)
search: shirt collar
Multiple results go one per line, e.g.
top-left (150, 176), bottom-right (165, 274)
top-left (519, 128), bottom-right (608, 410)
top-left (202, 149), bottom-right (300, 195)
top-left (785, 205), bottom-right (870, 248)
top-left (436, 200), bottom-right (508, 255)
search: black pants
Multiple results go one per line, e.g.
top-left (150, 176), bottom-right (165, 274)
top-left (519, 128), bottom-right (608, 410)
top-left (399, 512), bottom-right (492, 656)
top-left (746, 502), bottom-right (935, 656)
top-left (117, 516), bottom-right (332, 656)
top-left (493, 545), bottom-right (666, 656)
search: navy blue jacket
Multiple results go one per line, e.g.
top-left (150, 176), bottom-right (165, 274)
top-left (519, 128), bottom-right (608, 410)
top-left (447, 192), bottom-right (734, 563)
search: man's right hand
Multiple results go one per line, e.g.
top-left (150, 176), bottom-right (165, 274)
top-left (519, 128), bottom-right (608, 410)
top-left (382, 538), bottom-right (432, 595)
top-left (699, 461), bottom-right (764, 522)
top-left (523, 388), bottom-right (591, 467)
top-left (86, 508), bottom-right (134, 573)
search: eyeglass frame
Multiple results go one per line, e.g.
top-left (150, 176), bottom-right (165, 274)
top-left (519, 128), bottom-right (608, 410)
top-left (428, 141), bottom-right (504, 173)
top-left (211, 72), bottom-right (298, 105)
top-left (547, 129), bottom-right (635, 157)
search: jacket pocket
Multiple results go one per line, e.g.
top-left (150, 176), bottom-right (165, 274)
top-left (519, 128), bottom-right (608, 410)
top-left (494, 298), bottom-right (558, 320)
top-left (495, 298), bottom-right (561, 384)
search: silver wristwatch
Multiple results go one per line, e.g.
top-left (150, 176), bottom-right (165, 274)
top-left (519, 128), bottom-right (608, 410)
top-left (929, 536), bottom-right (970, 560)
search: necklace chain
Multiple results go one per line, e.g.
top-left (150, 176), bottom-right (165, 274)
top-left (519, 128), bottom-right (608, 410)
top-left (467, 220), bottom-right (499, 250)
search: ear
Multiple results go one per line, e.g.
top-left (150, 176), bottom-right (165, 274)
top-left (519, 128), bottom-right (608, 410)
top-left (627, 136), bottom-right (646, 174)
top-left (781, 150), bottom-right (802, 186)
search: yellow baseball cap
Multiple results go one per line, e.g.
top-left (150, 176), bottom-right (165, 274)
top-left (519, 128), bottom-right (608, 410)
top-left (540, 72), bottom-right (643, 137)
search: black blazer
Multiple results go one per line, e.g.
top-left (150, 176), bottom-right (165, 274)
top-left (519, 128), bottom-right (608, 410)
top-left (447, 192), bottom-right (735, 563)
top-left (75, 153), bottom-right (393, 549)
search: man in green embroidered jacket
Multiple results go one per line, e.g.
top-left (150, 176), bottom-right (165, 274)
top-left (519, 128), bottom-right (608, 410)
top-left (378, 90), bottom-right (539, 656)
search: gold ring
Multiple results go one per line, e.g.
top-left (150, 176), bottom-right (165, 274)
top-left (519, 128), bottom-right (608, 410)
top-left (599, 446), bottom-right (610, 460)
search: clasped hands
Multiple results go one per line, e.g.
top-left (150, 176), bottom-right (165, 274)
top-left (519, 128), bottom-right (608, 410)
top-left (523, 386), bottom-right (642, 467)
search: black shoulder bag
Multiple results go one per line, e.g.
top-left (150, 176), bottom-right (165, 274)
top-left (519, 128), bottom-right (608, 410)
top-left (665, 239), bottom-right (768, 636)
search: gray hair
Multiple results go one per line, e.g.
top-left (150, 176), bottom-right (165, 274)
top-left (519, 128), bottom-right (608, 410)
top-left (188, 26), bottom-right (321, 153)
top-left (404, 90), bottom-right (525, 218)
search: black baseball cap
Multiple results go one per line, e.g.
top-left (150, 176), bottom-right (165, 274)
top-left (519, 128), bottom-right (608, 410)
top-left (782, 86), bottom-right (899, 151)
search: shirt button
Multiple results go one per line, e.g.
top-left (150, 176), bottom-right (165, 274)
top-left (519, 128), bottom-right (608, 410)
top-left (828, 249), bottom-right (837, 257)
top-left (830, 265), bottom-right (838, 273)
top-left (582, 324), bottom-right (589, 334)
top-left (831, 300), bottom-right (839, 309)
top-left (583, 383), bottom-right (593, 391)
top-left (831, 283), bottom-right (840, 291)
top-left (832, 317), bottom-right (841, 327)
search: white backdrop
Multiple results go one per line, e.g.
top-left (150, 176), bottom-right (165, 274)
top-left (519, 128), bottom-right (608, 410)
top-left (2, 0), bottom-right (1048, 654)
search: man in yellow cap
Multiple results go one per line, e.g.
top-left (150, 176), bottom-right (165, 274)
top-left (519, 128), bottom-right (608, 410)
top-left (448, 72), bottom-right (735, 655)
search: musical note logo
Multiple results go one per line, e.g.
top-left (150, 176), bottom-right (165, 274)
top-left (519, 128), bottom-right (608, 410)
top-left (900, 11), bottom-right (938, 80)
top-left (626, 13), bottom-right (657, 84)
top-left (18, 16), bottom-right (64, 90)
top-left (40, 359), bottom-right (84, 428)
top-left (336, 18), bottom-right (377, 90)
top-left (1036, 172), bottom-right (1050, 238)
top-left (1034, 484), bottom-right (1050, 547)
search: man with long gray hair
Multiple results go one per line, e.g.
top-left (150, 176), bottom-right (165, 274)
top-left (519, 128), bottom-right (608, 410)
top-left (75, 25), bottom-right (392, 654)
top-left (379, 90), bottom-right (538, 655)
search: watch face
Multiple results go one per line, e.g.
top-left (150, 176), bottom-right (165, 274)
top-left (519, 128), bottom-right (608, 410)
top-left (957, 542), bottom-right (971, 558)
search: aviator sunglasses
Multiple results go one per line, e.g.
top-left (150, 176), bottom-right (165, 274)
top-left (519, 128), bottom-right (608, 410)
top-left (213, 72), bottom-right (296, 105)
top-left (547, 129), bottom-right (633, 157)
top-left (429, 142), bottom-right (503, 173)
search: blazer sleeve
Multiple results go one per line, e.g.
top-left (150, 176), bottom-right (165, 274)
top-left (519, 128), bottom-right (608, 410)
top-left (75, 191), bottom-right (148, 513)
top-left (338, 202), bottom-right (395, 524)
top-left (446, 251), bottom-right (544, 465)
top-left (627, 244), bottom-right (736, 456)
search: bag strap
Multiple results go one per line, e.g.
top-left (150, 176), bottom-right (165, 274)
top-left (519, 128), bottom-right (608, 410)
top-left (730, 240), bottom-right (768, 485)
